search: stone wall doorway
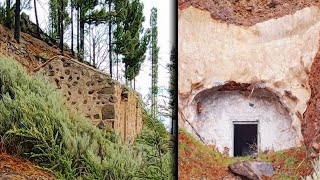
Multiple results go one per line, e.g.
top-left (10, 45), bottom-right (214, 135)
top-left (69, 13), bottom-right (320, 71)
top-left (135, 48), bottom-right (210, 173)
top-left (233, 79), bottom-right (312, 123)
top-left (233, 121), bottom-right (258, 157)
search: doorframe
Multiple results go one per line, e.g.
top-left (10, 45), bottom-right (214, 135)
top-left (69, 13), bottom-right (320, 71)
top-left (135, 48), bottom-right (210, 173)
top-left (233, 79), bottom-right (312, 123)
top-left (232, 119), bottom-right (260, 157)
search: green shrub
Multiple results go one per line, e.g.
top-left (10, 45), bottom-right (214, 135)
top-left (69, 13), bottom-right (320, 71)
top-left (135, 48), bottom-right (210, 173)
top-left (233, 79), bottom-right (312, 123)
top-left (134, 112), bottom-right (175, 179)
top-left (0, 55), bottom-right (174, 179)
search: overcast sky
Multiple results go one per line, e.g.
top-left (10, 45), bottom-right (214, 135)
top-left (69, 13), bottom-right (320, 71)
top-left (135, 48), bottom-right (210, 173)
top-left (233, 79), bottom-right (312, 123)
top-left (5, 0), bottom-right (175, 129)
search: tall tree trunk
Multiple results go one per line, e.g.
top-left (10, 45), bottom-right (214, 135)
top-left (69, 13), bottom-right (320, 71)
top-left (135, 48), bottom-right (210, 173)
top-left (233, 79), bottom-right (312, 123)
top-left (51, 13), bottom-right (54, 37)
top-left (133, 77), bottom-right (136, 90)
top-left (80, 8), bottom-right (84, 61)
top-left (34, 0), bottom-right (40, 38)
top-left (59, 0), bottom-right (64, 55)
top-left (80, 21), bottom-right (84, 61)
top-left (109, 1), bottom-right (112, 78)
top-left (5, 0), bottom-right (11, 28)
top-left (14, 0), bottom-right (20, 43)
top-left (151, 33), bottom-right (154, 117)
top-left (125, 65), bottom-right (128, 85)
top-left (93, 38), bottom-right (96, 68)
top-left (77, 5), bottom-right (80, 57)
top-left (57, 4), bottom-right (60, 40)
top-left (116, 54), bottom-right (119, 80)
top-left (71, 2), bottom-right (74, 56)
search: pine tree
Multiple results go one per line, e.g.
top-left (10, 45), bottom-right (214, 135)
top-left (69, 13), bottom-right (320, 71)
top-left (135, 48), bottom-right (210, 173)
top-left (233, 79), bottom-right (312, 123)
top-left (75, 0), bottom-right (108, 61)
top-left (70, 0), bottom-right (74, 55)
top-left (113, 0), bottom-right (128, 80)
top-left (48, 0), bottom-right (70, 42)
top-left (168, 44), bottom-right (176, 136)
top-left (49, 0), bottom-right (59, 39)
top-left (5, 0), bottom-right (11, 28)
top-left (59, 0), bottom-right (63, 54)
top-left (108, 0), bottom-right (113, 78)
top-left (113, 0), bottom-right (149, 83)
top-left (33, 0), bottom-right (39, 38)
top-left (14, 0), bottom-right (20, 43)
top-left (150, 7), bottom-right (159, 118)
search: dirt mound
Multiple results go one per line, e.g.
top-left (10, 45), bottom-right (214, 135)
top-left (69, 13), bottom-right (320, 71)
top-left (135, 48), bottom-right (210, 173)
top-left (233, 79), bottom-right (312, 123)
top-left (178, 0), bottom-right (320, 26)
top-left (0, 153), bottom-right (54, 179)
top-left (178, 129), bottom-right (313, 179)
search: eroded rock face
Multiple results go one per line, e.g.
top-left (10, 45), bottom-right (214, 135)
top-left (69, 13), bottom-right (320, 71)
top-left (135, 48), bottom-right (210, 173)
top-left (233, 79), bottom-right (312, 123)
top-left (179, 6), bottom-right (320, 149)
top-left (303, 44), bottom-right (320, 146)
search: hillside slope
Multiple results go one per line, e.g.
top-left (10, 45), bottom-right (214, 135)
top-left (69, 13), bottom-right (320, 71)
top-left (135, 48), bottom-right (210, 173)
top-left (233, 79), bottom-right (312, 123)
top-left (0, 24), bottom-right (74, 73)
top-left (178, 128), bottom-right (313, 179)
top-left (0, 24), bottom-right (174, 179)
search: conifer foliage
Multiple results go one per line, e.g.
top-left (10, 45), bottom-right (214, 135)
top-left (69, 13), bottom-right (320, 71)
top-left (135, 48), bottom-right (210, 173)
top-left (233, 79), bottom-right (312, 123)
top-left (150, 7), bottom-right (159, 118)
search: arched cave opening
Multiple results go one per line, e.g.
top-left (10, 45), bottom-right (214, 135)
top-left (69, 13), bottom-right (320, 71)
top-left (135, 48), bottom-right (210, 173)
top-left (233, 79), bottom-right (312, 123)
top-left (188, 82), bottom-right (299, 157)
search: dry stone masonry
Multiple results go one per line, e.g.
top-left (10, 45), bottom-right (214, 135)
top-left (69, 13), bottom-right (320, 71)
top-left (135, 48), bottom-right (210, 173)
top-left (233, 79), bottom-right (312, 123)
top-left (41, 57), bottom-right (142, 144)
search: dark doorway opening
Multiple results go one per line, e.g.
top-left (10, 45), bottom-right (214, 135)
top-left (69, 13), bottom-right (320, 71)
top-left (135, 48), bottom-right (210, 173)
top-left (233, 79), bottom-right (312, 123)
top-left (234, 123), bottom-right (258, 157)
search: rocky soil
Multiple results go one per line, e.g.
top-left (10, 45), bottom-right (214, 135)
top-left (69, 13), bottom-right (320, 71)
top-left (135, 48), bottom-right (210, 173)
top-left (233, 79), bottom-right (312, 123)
top-left (178, 0), bottom-right (320, 26)
top-left (0, 153), bottom-right (54, 179)
top-left (179, 129), bottom-right (313, 179)
top-left (0, 24), bottom-right (74, 73)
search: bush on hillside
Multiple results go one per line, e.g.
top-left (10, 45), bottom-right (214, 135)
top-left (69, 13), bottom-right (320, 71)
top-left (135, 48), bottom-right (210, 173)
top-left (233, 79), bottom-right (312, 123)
top-left (0, 55), bottom-right (174, 179)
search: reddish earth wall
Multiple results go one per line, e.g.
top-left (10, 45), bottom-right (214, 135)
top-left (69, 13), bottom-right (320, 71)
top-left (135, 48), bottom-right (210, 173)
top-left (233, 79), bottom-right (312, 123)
top-left (178, 0), bottom-right (320, 26)
top-left (303, 46), bottom-right (320, 146)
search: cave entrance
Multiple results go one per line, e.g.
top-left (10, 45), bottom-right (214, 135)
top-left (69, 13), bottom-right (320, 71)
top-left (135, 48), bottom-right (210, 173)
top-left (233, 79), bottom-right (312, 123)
top-left (234, 122), bottom-right (258, 157)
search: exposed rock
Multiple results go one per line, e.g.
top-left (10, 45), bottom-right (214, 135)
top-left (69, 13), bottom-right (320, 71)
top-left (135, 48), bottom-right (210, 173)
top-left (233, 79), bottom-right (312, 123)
top-left (101, 105), bottom-right (115, 120)
top-left (0, 172), bottom-right (27, 180)
top-left (20, 13), bottom-right (57, 47)
top-left (251, 162), bottom-right (274, 177)
top-left (311, 152), bottom-right (317, 158)
top-left (312, 142), bottom-right (320, 152)
top-left (228, 161), bottom-right (262, 180)
top-left (229, 161), bottom-right (274, 179)
top-left (222, 177), bottom-right (242, 180)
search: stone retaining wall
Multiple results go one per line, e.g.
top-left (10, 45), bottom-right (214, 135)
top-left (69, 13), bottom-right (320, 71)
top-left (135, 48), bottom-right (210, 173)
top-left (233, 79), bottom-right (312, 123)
top-left (41, 57), bottom-right (142, 143)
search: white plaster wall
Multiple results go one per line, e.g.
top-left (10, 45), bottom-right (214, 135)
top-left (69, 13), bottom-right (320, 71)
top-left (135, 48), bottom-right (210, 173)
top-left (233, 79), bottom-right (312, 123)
top-left (179, 6), bottom-right (320, 145)
top-left (186, 90), bottom-right (297, 156)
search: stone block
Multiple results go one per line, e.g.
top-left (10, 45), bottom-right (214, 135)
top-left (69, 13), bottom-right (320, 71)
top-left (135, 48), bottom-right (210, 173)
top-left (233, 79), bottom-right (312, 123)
top-left (93, 114), bottom-right (100, 119)
top-left (101, 105), bottom-right (115, 119)
top-left (48, 70), bottom-right (55, 76)
top-left (98, 87), bottom-right (115, 94)
top-left (63, 61), bottom-right (71, 67)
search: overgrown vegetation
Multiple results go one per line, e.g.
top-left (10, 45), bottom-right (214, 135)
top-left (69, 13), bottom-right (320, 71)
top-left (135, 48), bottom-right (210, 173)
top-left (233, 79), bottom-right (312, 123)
top-left (0, 55), bottom-right (174, 179)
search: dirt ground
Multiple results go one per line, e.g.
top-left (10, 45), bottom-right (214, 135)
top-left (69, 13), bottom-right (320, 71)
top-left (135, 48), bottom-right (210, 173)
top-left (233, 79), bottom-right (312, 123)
top-left (0, 152), bottom-right (54, 179)
top-left (178, 129), bottom-right (313, 180)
